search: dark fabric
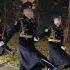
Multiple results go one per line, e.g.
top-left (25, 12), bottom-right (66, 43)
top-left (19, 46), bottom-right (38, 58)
top-left (20, 62), bottom-right (44, 70)
top-left (19, 43), bottom-right (40, 70)
top-left (4, 16), bottom-right (60, 70)
top-left (4, 16), bottom-right (41, 70)
top-left (0, 45), bottom-right (4, 55)
top-left (21, 2), bottom-right (32, 11)
top-left (48, 44), bottom-right (70, 69)
top-left (30, 62), bottom-right (44, 70)
top-left (0, 24), bottom-right (12, 54)
top-left (0, 25), bottom-right (4, 41)
top-left (20, 64), bottom-right (27, 70)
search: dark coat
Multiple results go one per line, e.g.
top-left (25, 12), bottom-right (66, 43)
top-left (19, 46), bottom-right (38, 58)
top-left (43, 25), bottom-right (70, 69)
top-left (4, 16), bottom-right (40, 70)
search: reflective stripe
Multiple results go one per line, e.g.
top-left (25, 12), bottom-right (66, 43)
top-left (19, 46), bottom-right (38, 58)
top-left (20, 34), bottom-right (32, 38)
top-left (48, 38), bottom-right (61, 43)
top-left (20, 31), bottom-right (32, 38)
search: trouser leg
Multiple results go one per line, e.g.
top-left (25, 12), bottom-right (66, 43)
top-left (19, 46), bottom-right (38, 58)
top-left (30, 62), bottom-right (44, 70)
top-left (20, 64), bottom-right (27, 70)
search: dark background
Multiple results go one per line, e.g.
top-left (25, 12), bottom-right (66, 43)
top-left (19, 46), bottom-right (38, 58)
top-left (37, 0), bottom-right (69, 32)
top-left (0, 0), bottom-right (69, 33)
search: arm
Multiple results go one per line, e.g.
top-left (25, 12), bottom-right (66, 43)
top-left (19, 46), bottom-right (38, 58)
top-left (4, 21), bottom-right (20, 44)
top-left (38, 27), bottom-right (51, 38)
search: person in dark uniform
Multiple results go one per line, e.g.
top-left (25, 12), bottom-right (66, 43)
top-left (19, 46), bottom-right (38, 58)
top-left (0, 2), bottom-right (58, 70)
top-left (0, 18), bottom-right (12, 55)
top-left (40, 15), bottom-right (70, 70)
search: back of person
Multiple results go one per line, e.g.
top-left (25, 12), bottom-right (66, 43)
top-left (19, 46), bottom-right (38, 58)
top-left (0, 25), bottom-right (4, 41)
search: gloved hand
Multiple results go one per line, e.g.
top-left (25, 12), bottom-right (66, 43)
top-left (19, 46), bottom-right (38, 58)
top-left (61, 46), bottom-right (66, 50)
top-left (45, 29), bottom-right (48, 32)
top-left (0, 41), bottom-right (5, 47)
top-left (34, 37), bottom-right (39, 42)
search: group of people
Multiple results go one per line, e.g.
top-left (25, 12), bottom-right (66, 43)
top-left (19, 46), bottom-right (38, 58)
top-left (0, 1), bottom-right (70, 70)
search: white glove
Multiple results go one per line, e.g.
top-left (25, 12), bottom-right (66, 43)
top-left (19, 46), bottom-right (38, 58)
top-left (45, 29), bottom-right (48, 32)
top-left (0, 41), bottom-right (5, 47)
top-left (34, 37), bottom-right (39, 42)
top-left (61, 46), bottom-right (66, 50)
